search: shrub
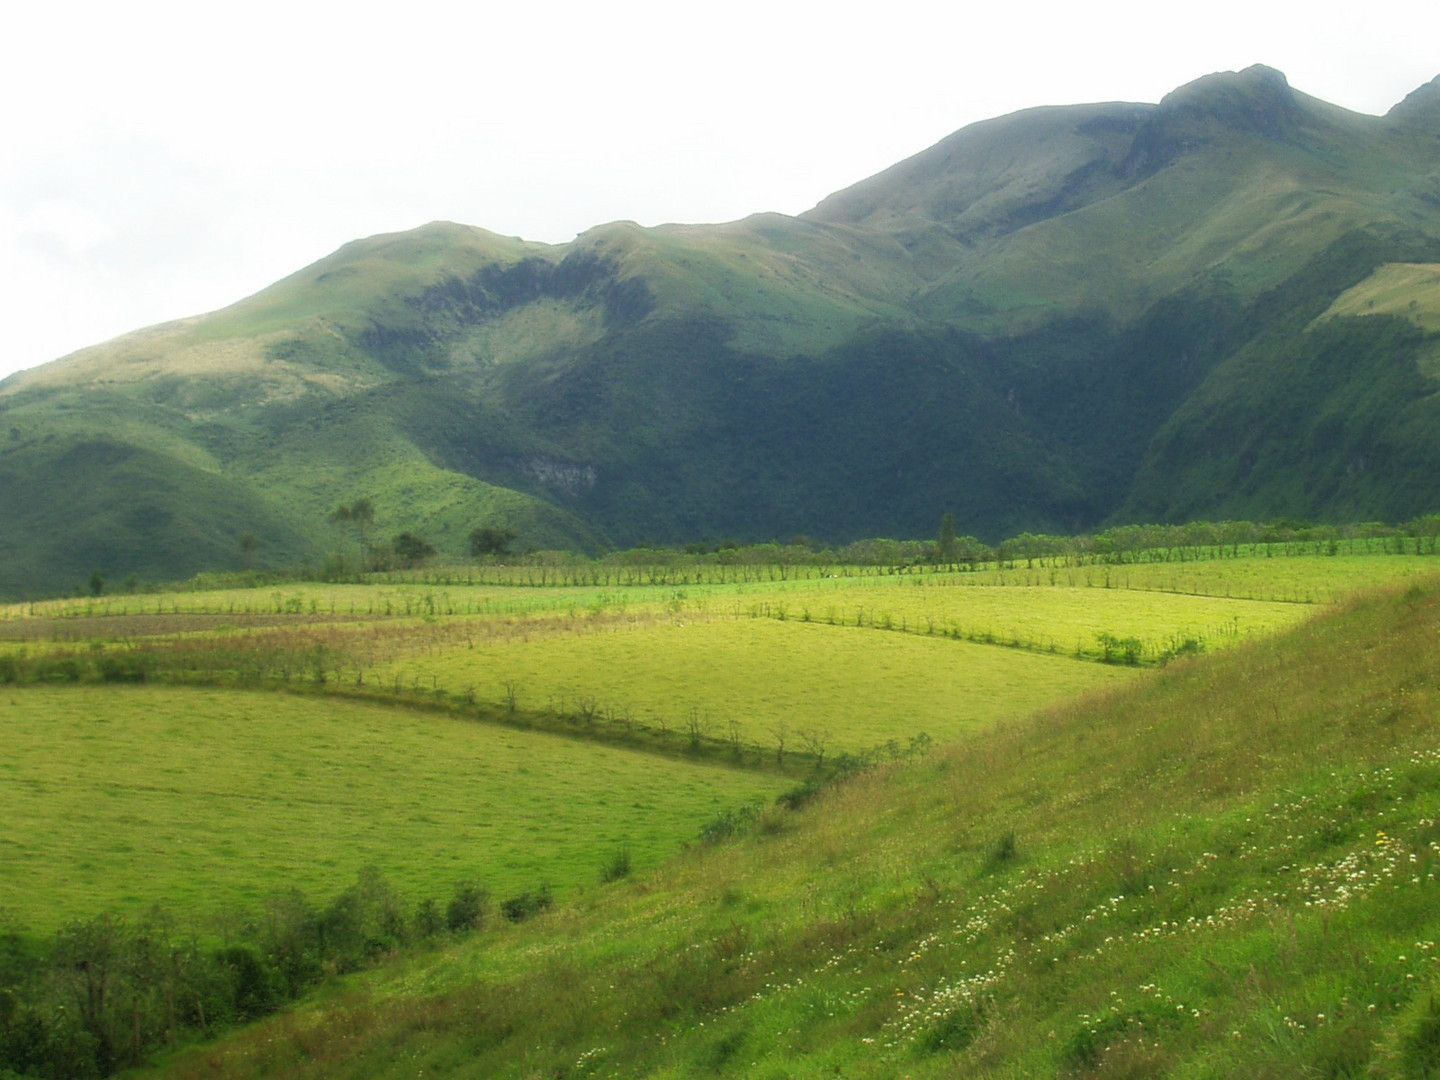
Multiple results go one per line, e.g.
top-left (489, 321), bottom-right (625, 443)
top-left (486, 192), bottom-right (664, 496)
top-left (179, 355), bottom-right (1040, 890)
top-left (499, 887), bottom-right (552, 923)
top-left (37, 657), bottom-right (81, 683)
top-left (600, 848), bottom-right (631, 883)
top-left (776, 779), bottom-right (823, 811)
top-left (445, 882), bottom-right (489, 933)
top-left (97, 654), bottom-right (148, 683)
top-left (413, 898), bottom-right (444, 938)
top-left (1096, 632), bottom-right (1144, 665)
top-left (215, 945), bottom-right (278, 1022)
top-left (700, 804), bottom-right (759, 844)
top-left (1160, 637), bottom-right (1204, 664)
top-left (986, 830), bottom-right (1018, 869)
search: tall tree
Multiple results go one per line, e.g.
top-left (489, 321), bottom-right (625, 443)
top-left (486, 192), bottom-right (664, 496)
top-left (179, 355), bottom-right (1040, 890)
top-left (469, 525), bottom-right (516, 558)
top-left (348, 498), bottom-right (375, 555)
top-left (328, 499), bottom-right (376, 563)
top-left (936, 513), bottom-right (959, 564)
top-left (393, 532), bottom-right (435, 568)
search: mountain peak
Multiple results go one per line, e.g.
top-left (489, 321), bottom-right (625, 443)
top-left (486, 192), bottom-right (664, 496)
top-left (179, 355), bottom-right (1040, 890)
top-left (1114, 65), bottom-right (1304, 179)
top-left (1388, 75), bottom-right (1440, 129)
top-left (1154, 64), bottom-right (1300, 136)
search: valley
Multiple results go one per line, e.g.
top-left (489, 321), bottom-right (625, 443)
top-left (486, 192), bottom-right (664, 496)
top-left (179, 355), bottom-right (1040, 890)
top-left (1, 543), bottom-right (1437, 1077)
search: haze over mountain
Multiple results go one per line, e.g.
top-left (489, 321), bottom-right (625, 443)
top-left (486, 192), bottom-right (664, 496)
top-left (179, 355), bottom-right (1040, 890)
top-left (4, 64), bottom-right (1440, 597)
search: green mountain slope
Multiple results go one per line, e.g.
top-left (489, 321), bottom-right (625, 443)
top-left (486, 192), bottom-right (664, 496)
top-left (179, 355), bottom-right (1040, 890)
top-left (134, 576), bottom-right (1440, 1079)
top-left (4, 65), bottom-right (1440, 595)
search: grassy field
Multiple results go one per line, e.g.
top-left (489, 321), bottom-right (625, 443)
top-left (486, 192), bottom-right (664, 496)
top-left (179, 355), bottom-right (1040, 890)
top-left (1319, 261), bottom-right (1440, 333)
top-left (371, 616), bottom-right (1135, 753)
top-left (5, 547), bottom-right (1428, 621)
top-left (731, 581), bottom-right (1301, 656)
top-left (3, 548), bottom-right (1440, 1078)
top-left (129, 573), bottom-right (1440, 1080)
top-left (10, 554), bottom-right (1401, 764)
top-left (0, 685), bottom-right (790, 931)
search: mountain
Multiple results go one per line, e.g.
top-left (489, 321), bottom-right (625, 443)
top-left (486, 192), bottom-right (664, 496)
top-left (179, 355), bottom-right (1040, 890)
top-left (4, 65), bottom-right (1440, 597)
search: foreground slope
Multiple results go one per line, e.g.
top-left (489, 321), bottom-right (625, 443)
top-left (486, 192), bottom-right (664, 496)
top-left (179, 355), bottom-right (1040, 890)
top-left (5, 67), bottom-right (1440, 595)
top-left (137, 575), bottom-right (1440, 1079)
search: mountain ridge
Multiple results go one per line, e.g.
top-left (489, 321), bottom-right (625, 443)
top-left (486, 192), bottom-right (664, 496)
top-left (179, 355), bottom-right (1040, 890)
top-left (3, 65), bottom-right (1440, 596)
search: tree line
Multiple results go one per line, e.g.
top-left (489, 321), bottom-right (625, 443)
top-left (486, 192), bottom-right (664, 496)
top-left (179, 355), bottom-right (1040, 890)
top-left (70, 511), bottom-right (1440, 600)
top-left (0, 868), bottom-right (539, 1080)
top-left (322, 507), bottom-right (1440, 575)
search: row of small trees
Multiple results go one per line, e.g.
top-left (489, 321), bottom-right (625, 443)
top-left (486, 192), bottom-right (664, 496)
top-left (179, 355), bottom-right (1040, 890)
top-left (927, 514), bottom-right (1440, 570)
top-left (0, 869), bottom-right (529, 1080)
top-left (76, 512), bottom-right (1440, 600)
top-left (323, 499), bottom-right (519, 575)
top-left (340, 511), bottom-right (1440, 574)
top-left (326, 498), bottom-right (438, 571)
top-left (266, 501), bottom-right (1440, 581)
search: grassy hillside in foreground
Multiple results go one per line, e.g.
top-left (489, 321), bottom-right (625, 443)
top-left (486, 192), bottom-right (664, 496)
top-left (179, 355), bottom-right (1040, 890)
top-left (124, 575), bottom-right (1440, 1079)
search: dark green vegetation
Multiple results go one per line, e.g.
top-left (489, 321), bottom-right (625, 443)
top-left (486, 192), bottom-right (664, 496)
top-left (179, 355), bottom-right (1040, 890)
top-left (95, 569), bottom-right (1440, 1078)
top-left (5, 66), bottom-right (1440, 596)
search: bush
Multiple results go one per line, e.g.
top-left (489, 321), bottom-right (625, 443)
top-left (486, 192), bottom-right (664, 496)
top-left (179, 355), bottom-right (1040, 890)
top-left (97, 655), bottom-right (148, 683)
top-left (699, 804), bottom-right (760, 844)
top-left (413, 898), bottom-right (444, 938)
top-left (318, 868), bottom-right (408, 970)
top-left (445, 882), bottom-right (488, 933)
top-left (1096, 632), bottom-right (1144, 665)
top-left (776, 779), bottom-right (823, 811)
top-left (215, 945), bottom-right (278, 1022)
top-left (37, 657), bottom-right (80, 683)
top-left (499, 887), bottom-right (553, 923)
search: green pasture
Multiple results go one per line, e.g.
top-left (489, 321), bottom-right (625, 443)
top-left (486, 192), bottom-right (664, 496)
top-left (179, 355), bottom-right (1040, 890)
top-left (0, 685), bottom-right (789, 932)
top-left (0, 579), bottom-right (723, 629)
top-left (1319, 261), bottom-right (1440, 333)
top-left (4, 548), bottom-right (1432, 627)
top-left (732, 581), bottom-right (1306, 660)
top-left (2, 551), bottom-right (1434, 938)
top-left (951, 551), bottom-right (1438, 602)
top-left (1, 582), bottom-right (632, 623)
top-left (140, 569), bottom-right (1440, 1080)
top-left (374, 617), bottom-right (1134, 753)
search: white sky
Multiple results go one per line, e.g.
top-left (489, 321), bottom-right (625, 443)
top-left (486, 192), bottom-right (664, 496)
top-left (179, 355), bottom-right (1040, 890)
top-left (2, 0), bottom-right (1437, 381)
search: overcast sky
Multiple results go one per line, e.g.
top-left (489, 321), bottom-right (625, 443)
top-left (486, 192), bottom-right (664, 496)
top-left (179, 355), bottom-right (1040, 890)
top-left (2, 0), bottom-right (1437, 381)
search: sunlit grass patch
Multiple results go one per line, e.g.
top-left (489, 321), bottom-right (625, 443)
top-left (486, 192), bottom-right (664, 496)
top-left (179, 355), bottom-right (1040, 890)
top-left (740, 580), bottom-right (1305, 661)
top-left (0, 685), bottom-right (790, 931)
top-left (373, 617), bottom-right (1133, 754)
